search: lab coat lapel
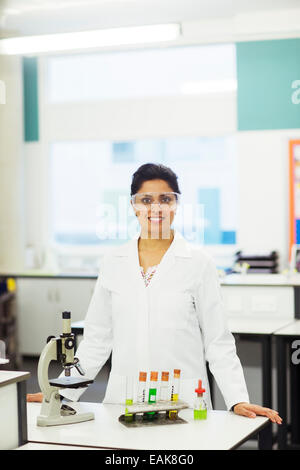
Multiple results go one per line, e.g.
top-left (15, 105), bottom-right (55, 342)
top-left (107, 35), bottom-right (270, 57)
top-left (113, 230), bottom-right (190, 290)
top-left (145, 239), bottom-right (176, 289)
top-left (128, 234), bottom-right (176, 290)
top-left (117, 235), bottom-right (145, 290)
top-left (148, 230), bottom-right (192, 288)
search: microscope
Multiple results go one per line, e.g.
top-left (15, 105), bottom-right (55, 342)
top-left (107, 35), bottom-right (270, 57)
top-left (37, 311), bottom-right (95, 426)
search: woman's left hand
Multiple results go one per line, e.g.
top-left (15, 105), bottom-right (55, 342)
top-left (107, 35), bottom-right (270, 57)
top-left (233, 402), bottom-right (282, 424)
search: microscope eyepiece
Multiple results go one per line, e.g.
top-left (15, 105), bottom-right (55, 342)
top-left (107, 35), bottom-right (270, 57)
top-left (62, 311), bottom-right (71, 319)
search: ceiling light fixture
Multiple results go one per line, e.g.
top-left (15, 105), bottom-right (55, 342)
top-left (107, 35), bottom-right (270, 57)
top-left (0, 23), bottom-right (181, 55)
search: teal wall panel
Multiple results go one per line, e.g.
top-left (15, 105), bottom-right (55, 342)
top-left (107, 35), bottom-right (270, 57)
top-left (237, 38), bottom-right (300, 130)
top-left (198, 187), bottom-right (221, 244)
top-left (22, 57), bottom-right (39, 141)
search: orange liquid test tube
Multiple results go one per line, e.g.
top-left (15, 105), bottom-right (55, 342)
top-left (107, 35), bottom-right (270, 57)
top-left (137, 371), bottom-right (147, 404)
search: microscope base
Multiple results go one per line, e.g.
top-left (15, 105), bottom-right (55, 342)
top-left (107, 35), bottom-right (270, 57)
top-left (36, 389), bottom-right (95, 427)
top-left (37, 412), bottom-right (95, 427)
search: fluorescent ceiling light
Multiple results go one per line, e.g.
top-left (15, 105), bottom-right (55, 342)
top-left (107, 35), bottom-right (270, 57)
top-left (2, 0), bottom-right (131, 15)
top-left (181, 79), bottom-right (237, 94)
top-left (0, 23), bottom-right (181, 55)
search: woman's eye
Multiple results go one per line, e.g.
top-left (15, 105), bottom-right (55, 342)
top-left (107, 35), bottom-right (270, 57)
top-left (142, 198), bottom-right (152, 204)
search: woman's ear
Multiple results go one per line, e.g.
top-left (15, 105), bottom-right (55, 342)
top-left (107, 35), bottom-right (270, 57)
top-left (130, 200), bottom-right (138, 217)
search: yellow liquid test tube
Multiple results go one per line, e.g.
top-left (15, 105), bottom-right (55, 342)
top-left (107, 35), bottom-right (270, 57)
top-left (169, 369), bottom-right (181, 419)
top-left (125, 376), bottom-right (134, 422)
top-left (171, 369), bottom-right (181, 402)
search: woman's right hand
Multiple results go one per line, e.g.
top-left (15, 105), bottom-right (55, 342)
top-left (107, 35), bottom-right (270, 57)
top-left (26, 392), bottom-right (43, 402)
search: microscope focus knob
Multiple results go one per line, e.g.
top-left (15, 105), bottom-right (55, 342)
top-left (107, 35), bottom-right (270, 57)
top-left (65, 337), bottom-right (75, 350)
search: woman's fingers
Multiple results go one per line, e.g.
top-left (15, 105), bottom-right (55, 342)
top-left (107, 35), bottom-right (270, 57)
top-left (248, 405), bottom-right (282, 424)
top-left (234, 403), bottom-right (282, 424)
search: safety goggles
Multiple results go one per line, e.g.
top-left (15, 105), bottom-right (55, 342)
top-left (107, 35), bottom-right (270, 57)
top-left (131, 192), bottom-right (180, 209)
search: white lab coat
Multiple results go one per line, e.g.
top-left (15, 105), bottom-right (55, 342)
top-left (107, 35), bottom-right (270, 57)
top-left (61, 231), bottom-right (249, 410)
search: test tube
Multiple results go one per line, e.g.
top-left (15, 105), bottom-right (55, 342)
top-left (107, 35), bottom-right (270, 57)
top-left (171, 369), bottom-right (181, 402)
top-left (125, 376), bottom-right (134, 422)
top-left (137, 371), bottom-right (147, 404)
top-left (125, 376), bottom-right (134, 405)
top-left (159, 371), bottom-right (169, 401)
top-left (148, 371), bottom-right (158, 403)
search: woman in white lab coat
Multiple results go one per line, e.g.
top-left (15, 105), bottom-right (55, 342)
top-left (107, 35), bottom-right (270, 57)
top-left (28, 163), bottom-right (281, 423)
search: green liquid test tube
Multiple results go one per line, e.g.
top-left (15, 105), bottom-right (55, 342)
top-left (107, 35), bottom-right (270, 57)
top-left (147, 371), bottom-right (158, 419)
top-left (148, 387), bottom-right (157, 403)
top-left (148, 371), bottom-right (158, 403)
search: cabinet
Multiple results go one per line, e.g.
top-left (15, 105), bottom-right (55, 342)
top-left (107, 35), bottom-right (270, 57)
top-left (16, 277), bottom-right (96, 355)
top-left (0, 371), bottom-right (30, 449)
top-left (221, 284), bottom-right (294, 319)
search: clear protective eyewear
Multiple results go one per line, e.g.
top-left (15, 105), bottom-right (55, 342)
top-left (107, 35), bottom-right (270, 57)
top-left (131, 191), bottom-right (180, 209)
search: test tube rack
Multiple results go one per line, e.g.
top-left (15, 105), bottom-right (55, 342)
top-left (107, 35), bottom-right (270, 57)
top-left (119, 400), bottom-right (189, 428)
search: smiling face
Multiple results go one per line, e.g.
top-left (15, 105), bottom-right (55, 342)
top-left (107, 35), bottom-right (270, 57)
top-left (131, 179), bottom-right (177, 239)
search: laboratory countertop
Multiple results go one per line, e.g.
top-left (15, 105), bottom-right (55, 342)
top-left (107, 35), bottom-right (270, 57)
top-left (0, 370), bottom-right (30, 387)
top-left (220, 273), bottom-right (300, 287)
top-left (228, 317), bottom-right (295, 335)
top-left (16, 442), bottom-right (100, 450)
top-left (273, 319), bottom-right (300, 336)
top-left (0, 271), bottom-right (98, 280)
top-left (2, 271), bottom-right (300, 286)
top-left (26, 402), bottom-right (269, 450)
top-left (71, 318), bottom-right (295, 336)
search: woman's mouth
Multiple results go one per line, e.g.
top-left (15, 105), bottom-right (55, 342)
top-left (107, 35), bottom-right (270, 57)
top-left (148, 216), bottom-right (164, 223)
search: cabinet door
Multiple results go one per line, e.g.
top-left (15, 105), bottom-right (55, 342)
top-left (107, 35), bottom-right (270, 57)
top-left (16, 277), bottom-right (97, 356)
top-left (55, 279), bottom-right (97, 324)
top-left (221, 285), bottom-right (294, 319)
top-left (16, 278), bottom-right (63, 356)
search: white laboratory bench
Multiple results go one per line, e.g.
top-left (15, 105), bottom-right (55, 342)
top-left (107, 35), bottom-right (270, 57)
top-left (17, 442), bottom-right (100, 450)
top-left (273, 320), bottom-right (300, 450)
top-left (71, 317), bottom-right (293, 411)
top-left (221, 275), bottom-right (296, 319)
top-left (5, 272), bottom-right (299, 355)
top-left (273, 319), bottom-right (300, 336)
top-left (72, 318), bottom-right (294, 337)
top-left (221, 273), bottom-right (300, 286)
top-left (25, 402), bottom-right (271, 450)
top-left (226, 317), bottom-right (295, 411)
top-left (219, 274), bottom-right (298, 416)
top-left (0, 370), bottom-right (30, 449)
top-left (228, 317), bottom-right (294, 335)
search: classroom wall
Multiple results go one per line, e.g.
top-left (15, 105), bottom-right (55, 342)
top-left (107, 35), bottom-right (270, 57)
top-left (1, 8), bottom-right (300, 272)
top-left (0, 55), bottom-right (24, 272)
top-left (20, 90), bottom-right (300, 273)
top-left (0, 66), bottom-right (297, 273)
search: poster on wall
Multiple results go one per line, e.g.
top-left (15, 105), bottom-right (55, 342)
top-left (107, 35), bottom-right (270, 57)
top-left (289, 140), bottom-right (300, 262)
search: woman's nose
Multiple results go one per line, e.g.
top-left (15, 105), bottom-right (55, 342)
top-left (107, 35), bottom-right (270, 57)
top-left (149, 202), bottom-right (162, 211)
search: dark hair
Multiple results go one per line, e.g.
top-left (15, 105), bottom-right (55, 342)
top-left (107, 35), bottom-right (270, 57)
top-left (131, 163), bottom-right (181, 196)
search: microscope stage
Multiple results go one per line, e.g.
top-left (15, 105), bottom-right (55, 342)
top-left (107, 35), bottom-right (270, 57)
top-left (49, 376), bottom-right (93, 389)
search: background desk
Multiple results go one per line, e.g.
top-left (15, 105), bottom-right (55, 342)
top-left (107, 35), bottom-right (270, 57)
top-left (26, 402), bottom-right (271, 450)
top-left (274, 320), bottom-right (300, 450)
top-left (228, 318), bottom-right (294, 411)
top-left (0, 370), bottom-right (30, 449)
top-left (72, 318), bottom-right (293, 410)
